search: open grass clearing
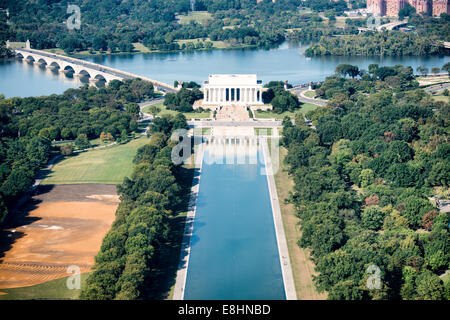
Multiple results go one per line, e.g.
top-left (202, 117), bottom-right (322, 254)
top-left (0, 273), bottom-right (90, 300)
top-left (176, 11), bottom-right (212, 25)
top-left (42, 136), bottom-right (150, 185)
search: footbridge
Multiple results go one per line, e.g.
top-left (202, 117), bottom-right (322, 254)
top-left (14, 48), bottom-right (177, 92)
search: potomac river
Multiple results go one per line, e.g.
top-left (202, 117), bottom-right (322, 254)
top-left (1, 42), bottom-right (449, 98)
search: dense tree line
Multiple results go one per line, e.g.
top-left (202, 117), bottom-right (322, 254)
top-left (164, 86), bottom-right (203, 112)
top-left (0, 78), bottom-right (155, 224)
top-left (262, 81), bottom-right (301, 113)
top-left (0, 9), bottom-right (12, 58)
top-left (282, 64), bottom-right (449, 299)
top-left (305, 30), bottom-right (445, 56)
top-left (80, 114), bottom-right (190, 299)
top-left (0, 0), bottom-right (358, 54)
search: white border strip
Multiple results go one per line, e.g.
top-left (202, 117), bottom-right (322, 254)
top-left (262, 138), bottom-right (297, 300)
top-left (173, 142), bottom-right (204, 300)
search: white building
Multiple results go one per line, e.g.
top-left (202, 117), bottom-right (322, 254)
top-left (202, 74), bottom-right (265, 106)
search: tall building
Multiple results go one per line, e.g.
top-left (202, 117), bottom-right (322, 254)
top-left (367, 0), bottom-right (386, 15)
top-left (385, 0), bottom-right (406, 16)
top-left (432, 0), bottom-right (450, 15)
top-left (367, 0), bottom-right (449, 16)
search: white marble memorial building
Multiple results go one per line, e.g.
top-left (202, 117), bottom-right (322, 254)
top-left (202, 74), bottom-right (264, 106)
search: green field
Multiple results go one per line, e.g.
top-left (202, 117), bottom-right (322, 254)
top-left (0, 273), bottom-right (89, 300)
top-left (254, 128), bottom-right (273, 136)
top-left (42, 136), bottom-right (150, 185)
top-left (142, 102), bottom-right (211, 119)
top-left (177, 11), bottom-right (212, 25)
top-left (431, 95), bottom-right (450, 103)
top-left (303, 90), bottom-right (316, 98)
top-left (254, 103), bottom-right (318, 120)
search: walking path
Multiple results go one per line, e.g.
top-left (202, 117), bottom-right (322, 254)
top-left (261, 138), bottom-right (297, 300)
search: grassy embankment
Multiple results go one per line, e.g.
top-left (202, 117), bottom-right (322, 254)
top-left (271, 144), bottom-right (327, 299)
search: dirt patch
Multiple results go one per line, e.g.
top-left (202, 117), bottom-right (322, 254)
top-left (32, 184), bottom-right (117, 203)
top-left (0, 185), bottom-right (118, 289)
top-left (0, 292), bottom-right (6, 295)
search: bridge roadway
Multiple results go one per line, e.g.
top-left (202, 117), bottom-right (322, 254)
top-left (14, 48), bottom-right (177, 93)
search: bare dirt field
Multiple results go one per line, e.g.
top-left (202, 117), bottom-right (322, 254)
top-left (0, 184), bottom-right (119, 289)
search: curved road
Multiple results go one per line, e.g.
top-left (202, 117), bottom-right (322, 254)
top-left (289, 87), bottom-right (327, 107)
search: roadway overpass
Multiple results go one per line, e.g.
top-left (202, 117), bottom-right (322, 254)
top-left (14, 48), bottom-right (177, 93)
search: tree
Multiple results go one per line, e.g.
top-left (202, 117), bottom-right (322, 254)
top-left (361, 207), bottom-right (384, 231)
top-left (431, 67), bottom-right (440, 76)
top-left (126, 103), bottom-right (141, 120)
top-left (401, 196), bottom-right (435, 229)
top-left (75, 134), bottom-right (91, 150)
top-left (60, 144), bottom-right (74, 156)
top-left (416, 65), bottom-right (428, 77)
top-left (422, 210), bottom-right (439, 231)
top-left (442, 62), bottom-right (450, 77)
top-left (148, 105), bottom-right (161, 118)
top-left (398, 2), bottom-right (416, 19)
top-left (93, 35), bottom-right (107, 51)
top-left (416, 270), bottom-right (446, 300)
top-left (359, 169), bottom-right (374, 188)
top-left (335, 64), bottom-right (359, 78)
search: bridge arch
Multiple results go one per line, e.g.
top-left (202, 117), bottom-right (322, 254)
top-left (93, 74), bottom-right (106, 82)
top-left (49, 61), bottom-right (61, 70)
top-left (63, 65), bottom-right (76, 74)
top-left (78, 69), bottom-right (91, 78)
top-left (25, 55), bottom-right (35, 63)
top-left (37, 58), bottom-right (47, 66)
top-left (16, 52), bottom-right (24, 59)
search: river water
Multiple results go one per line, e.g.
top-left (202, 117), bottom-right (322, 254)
top-left (1, 42), bottom-right (449, 98)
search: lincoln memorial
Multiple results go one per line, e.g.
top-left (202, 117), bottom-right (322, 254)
top-left (201, 74), bottom-right (265, 106)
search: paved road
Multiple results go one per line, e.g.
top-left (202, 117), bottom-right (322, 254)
top-left (289, 87), bottom-right (327, 107)
top-left (424, 82), bottom-right (450, 94)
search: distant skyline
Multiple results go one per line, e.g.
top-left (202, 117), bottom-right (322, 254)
top-left (367, 0), bottom-right (450, 17)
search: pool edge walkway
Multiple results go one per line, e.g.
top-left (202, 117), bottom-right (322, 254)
top-left (262, 138), bottom-right (297, 300)
top-left (173, 143), bottom-right (205, 300)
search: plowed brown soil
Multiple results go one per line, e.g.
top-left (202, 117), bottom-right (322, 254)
top-left (0, 185), bottom-right (119, 289)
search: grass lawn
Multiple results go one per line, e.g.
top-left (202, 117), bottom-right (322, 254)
top-left (431, 95), bottom-right (449, 103)
top-left (303, 90), bottom-right (316, 98)
top-left (192, 127), bottom-right (211, 136)
top-left (300, 103), bottom-right (319, 115)
top-left (254, 103), bottom-right (318, 120)
top-left (254, 110), bottom-right (295, 119)
top-left (132, 42), bottom-right (151, 53)
top-left (177, 11), bottom-right (212, 25)
top-left (7, 41), bottom-right (26, 49)
top-left (42, 136), bottom-right (150, 185)
top-left (254, 128), bottom-right (272, 136)
top-left (142, 103), bottom-right (210, 119)
top-left (0, 273), bottom-right (90, 300)
top-left (272, 146), bottom-right (326, 300)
